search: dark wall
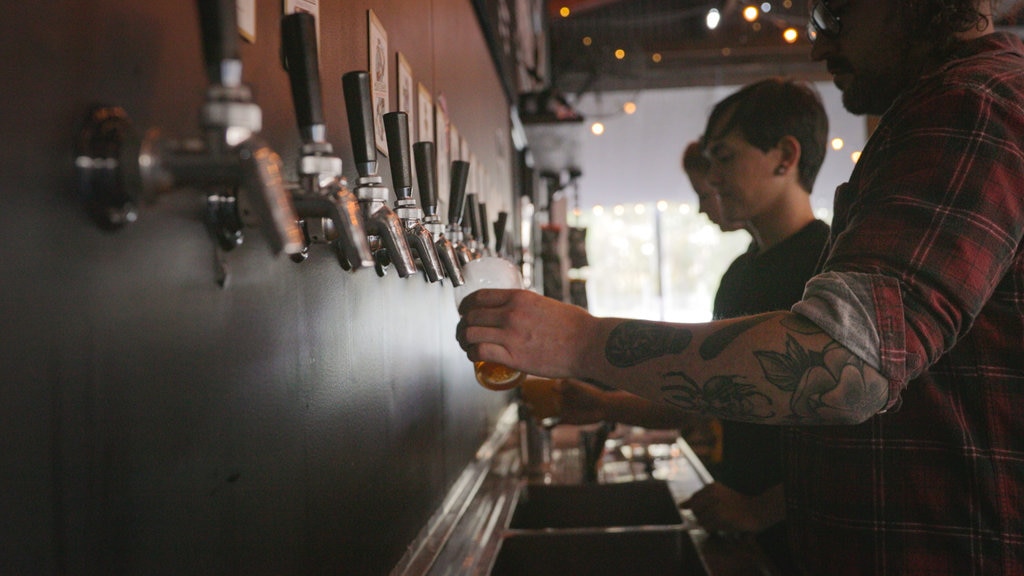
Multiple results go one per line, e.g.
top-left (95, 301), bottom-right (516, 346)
top-left (0, 1), bottom-right (514, 574)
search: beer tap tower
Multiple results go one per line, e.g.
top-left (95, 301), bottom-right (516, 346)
top-left (74, 0), bottom-right (305, 285)
top-left (341, 71), bottom-right (418, 278)
top-left (382, 111), bottom-right (445, 282)
top-left (280, 11), bottom-right (374, 271)
top-left (413, 142), bottom-right (465, 286)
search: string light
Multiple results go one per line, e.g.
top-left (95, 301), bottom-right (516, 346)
top-left (591, 122), bottom-right (605, 135)
top-left (742, 5), bottom-right (759, 22)
top-left (706, 8), bottom-right (721, 29)
top-left (559, 6), bottom-right (570, 17)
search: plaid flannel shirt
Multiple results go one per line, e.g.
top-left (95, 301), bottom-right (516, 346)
top-left (787, 32), bottom-right (1024, 575)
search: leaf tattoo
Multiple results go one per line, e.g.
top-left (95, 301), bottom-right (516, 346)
top-left (754, 334), bottom-right (824, 392)
top-left (700, 315), bottom-right (774, 360)
top-left (606, 320), bottom-right (692, 367)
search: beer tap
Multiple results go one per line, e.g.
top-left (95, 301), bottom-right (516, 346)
top-left (493, 210), bottom-right (509, 258)
top-left (280, 11), bottom-right (373, 270)
top-left (341, 71), bottom-right (417, 278)
top-left (412, 141), bottom-right (464, 286)
top-left (74, 0), bottom-right (304, 279)
top-left (447, 160), bottom-right (475, 266)
top-left (382, 111), bottom-right (444, 283)
top-left (477, 200), bottom-right (492, 257)
top-left (464, 192), bottom-right (483, 259)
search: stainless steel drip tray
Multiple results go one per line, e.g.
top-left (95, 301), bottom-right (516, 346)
top-left (489, 527), bottom-right (708, 576)
top-left (508, 480), bottom-right (687, 530)
top-left (489, 481), bottom-right (709, 576)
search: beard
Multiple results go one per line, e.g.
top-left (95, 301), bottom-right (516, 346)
top-left (836, 26), bottom-right (930, 116)
top-left (838, 66), bottom-right (909, 116)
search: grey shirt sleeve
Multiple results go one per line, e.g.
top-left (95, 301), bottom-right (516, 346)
top-left (791, 271), bottom-right (883, 370)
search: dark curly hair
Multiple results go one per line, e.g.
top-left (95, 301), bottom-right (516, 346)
top-left (900, 0), bottom-right (998, 54)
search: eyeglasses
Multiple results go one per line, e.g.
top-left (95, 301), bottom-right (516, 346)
top-left (807, 0), bottom-right (841, 42)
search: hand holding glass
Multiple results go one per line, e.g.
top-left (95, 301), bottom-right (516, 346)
top-left (453, 257), bottom-right (527, 390)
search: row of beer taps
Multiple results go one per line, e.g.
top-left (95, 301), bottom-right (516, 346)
top-left (75, 0), bottom-right (509, 287)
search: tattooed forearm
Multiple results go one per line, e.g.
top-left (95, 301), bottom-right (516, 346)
top-left (661, 370), bottom-right (775, 421)
top-left (661, 318), bottom-right (887, 424)
top-left (606, 320), bottom-right (692, 367)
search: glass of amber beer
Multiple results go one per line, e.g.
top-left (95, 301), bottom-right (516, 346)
top-left (454, 257), bottom-right (527, 391)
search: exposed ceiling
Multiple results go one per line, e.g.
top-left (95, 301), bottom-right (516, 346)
top-left (522, 0), bottom-right (826, 176)
top-left (523, 0), bottom-right (1024, 176)
top-left (546, 0), bottom-right (826, 97)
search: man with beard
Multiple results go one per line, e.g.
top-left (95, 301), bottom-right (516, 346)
top-left (457, 0), bottom-right (1024, 573)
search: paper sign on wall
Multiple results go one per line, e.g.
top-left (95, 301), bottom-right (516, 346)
top-left (418, 84), bottom-right (434, 144)
top-left (238, 0), bottom-right (255, 43)
top-left (368, 10), bottom-right (389, 155)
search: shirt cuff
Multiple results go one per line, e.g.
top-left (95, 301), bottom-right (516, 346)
top-left (791, 272), bottom-right (906, 411)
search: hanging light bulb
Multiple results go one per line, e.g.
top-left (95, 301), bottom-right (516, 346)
top-left (706, 8), bottom-right (721, 29)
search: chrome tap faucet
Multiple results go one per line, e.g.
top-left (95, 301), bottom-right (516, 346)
top-left (280, 11), bottom-right (373, 270)
top-left (342, 71), bottom-right (418, 278)
top-left (413, 142), bottom-right (464, 286)
top-left (447, 160), bottom-right (475, 266)
top-left (383, 111), bottom-right (444, 283)
top-left (145, 0), bottom-right (304, 257)
top-left (75, 0), bottom-right (304, 272)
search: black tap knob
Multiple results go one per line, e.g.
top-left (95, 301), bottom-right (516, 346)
top-left (413, 141), bottom-right (438, 219)
top-left (494, 210), bottom-right (509, 254)
top-left (478, 201), bottom-right (490, 250)
top-left (342, 71), bottom-right (377, 178)
top-left (448, 160), bottom-right (469, 226)
top-left (383, 112), bottom-right (413, 200)
top-left (196, 0), bottom-right (239, 86)
top-left (465, 193), bottom-right (481, 241)
top-left (281, 12), bottom-right (325, 141)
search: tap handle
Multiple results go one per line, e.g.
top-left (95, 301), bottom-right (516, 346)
top-left (413, 141), bottom-right (438, 217)
top-left (281, 12), bottom-right (324, 139)
top-left (494, 210), bottom-right (508, 254)
top-left (342, 71), bottom-right (377, 177)
top-left (196, 0), bottom-right (240, 86)
top-left (478, 201), bottom-right (490, 249)
top-left (465, 193), bottom-right (481, 241)
top-left (383, 112), bottom-right (413, 200)
top-left (448, 159), bottom-right (470, 225)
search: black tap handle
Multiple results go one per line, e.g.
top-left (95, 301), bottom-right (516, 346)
top-left (494, 211), bottom-right (508, 253)
top-left (478, 201), bottom-right (490, 248)
top-left (342, 71), bottom-right (377, 177)
top-left (383, 112), bottom-right (413, 199)
top-left (281, 12), bottom-right (324, 134)
top-left (448, 160), bottom-right (470, 225)
top-left (413, 141), bottom-right (438, 217)
top-left (466, 193), bottom-right (481, 240)
top-left (197, 0), bottom-right (239, 85)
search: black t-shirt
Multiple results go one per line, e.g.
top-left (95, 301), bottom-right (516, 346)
top-left (707, 219), bottom-right (828, 574)
top-left (708, 219), bottom-right (829, 493)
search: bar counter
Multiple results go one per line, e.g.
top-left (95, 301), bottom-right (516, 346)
top-left (392, 405), bottom-right (781, 576)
